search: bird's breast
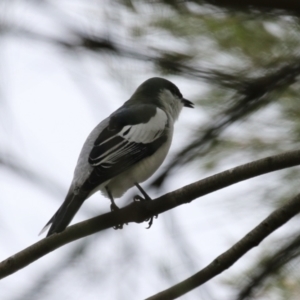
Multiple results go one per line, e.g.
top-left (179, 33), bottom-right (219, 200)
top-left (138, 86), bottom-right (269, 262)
top-left (104, 132), bottom-right (173, 198)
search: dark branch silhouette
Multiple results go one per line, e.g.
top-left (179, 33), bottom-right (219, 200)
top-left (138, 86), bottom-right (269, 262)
top-left (199, 0), bottom-right (300, 15)
top-left (236, 233), bottom-right (300, 300)
top-left (0, 149), bottom-right (300, 280)
top-left (146, 192), bottom-right (300, 300)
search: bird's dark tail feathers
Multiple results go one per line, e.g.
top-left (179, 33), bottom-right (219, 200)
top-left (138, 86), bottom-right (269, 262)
top-left (40, 190), bottom-right (88, 237)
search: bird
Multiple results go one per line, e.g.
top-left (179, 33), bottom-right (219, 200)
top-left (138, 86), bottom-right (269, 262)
top-left (40, 77), bottom-right (194, 237)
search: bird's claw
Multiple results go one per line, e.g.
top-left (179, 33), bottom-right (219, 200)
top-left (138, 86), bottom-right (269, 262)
top-left (134, 195), bottom-right (145, 202)
top-left (133, 194), bottom-right (157, 228)
top-left (110, 203), bottom-right (127, 229)
top-left (110, 202), bottom-right (120, 212)
top-left (113, 223), bottom-right (124, 230)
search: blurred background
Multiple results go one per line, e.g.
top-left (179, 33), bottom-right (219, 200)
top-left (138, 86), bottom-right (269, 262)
top-left (1, 0), bottom-right (300, 299)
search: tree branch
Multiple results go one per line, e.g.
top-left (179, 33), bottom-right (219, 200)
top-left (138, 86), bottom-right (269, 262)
top-left (236, 233), bottom-right (300, 300)
top-left (1, 149), bottom-right (300, 280)
top-left (146, 192), bottom-right (300, 300)
top-left (200, 0), bottom-right (300, 15)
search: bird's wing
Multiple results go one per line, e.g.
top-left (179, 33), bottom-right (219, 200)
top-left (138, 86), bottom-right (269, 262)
top-left (82, 105), bottom-right (169, 190)
top-left (41, 105), bottom-right (169, 236)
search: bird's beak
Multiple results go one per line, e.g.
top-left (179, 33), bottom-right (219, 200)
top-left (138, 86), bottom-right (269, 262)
top-left (182, 98), bottom-right (194, 108)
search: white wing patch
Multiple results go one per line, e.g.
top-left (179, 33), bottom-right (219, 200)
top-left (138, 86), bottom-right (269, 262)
top-left (96, 140), bottom-right (137, 166)
top-left (119, 107), bottom-right (167, 143)
top-left (91, 108), bottom-right (168, 167)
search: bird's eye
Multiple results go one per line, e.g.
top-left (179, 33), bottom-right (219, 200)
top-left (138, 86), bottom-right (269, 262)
top-left (170, 87), bottom-right (182, 99)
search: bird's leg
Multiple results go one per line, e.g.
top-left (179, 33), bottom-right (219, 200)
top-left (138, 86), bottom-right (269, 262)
top-left (105, 186), bottom-right (123, 229)
top-left (134, 183), bottom-right (158, 229)
top-left (105, 186), bottom-right (119, 211)
top-left (134, 182), bottom-right (152, 201)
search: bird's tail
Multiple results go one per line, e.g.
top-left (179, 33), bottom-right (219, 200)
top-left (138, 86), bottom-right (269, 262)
top-left (40, 189), bottom-right (88, 237)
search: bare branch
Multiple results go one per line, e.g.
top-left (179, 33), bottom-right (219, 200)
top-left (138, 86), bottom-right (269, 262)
top-left (199, 0), bottom-right (300, 15)
top-left (236, 233), bottom-right (300, 300)
top-left (146, 193), bottom-right (300, 300)
top-left (0, 149), bottom-right (300, 280)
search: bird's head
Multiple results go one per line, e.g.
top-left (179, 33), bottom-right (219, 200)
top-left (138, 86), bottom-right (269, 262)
top-left (130, 77), bottom-right (194, 120)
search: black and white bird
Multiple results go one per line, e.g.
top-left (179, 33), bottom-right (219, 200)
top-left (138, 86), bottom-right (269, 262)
top-left (41, 77), bottom-right (194, 236)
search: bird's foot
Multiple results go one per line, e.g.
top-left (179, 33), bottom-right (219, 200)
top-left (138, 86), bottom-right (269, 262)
top-left (110, 202), bottom-right (120, 212)
top-left (110, 203), bottom-right (126, 229)
top-left (114, 223), bottom-right (124, 230)
top-left (133, 194), bottom-right (158, 229)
